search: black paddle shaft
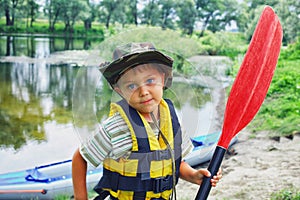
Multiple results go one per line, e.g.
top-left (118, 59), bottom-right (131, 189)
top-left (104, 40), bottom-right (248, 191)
top-left (195, 146), bottom-right (226, 200)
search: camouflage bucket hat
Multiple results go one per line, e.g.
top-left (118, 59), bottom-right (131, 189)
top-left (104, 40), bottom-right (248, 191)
top-left (99, 42), bottom-right (173, 89)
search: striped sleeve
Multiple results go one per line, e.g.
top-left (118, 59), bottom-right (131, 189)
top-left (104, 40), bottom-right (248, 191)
top-left (79, 113), bottom-right (133, 168)
top-left (181, 128), bottom-right (193, 158)
top-left (105, 114), bottom-right (133, 159)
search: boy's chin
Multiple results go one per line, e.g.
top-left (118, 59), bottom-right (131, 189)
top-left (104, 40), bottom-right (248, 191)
top-left (138, 107), bottom-right (157, 115)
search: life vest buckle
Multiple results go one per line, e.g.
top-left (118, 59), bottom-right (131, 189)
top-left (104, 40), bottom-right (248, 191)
top-left (153, 176), bottom-right (173, 193)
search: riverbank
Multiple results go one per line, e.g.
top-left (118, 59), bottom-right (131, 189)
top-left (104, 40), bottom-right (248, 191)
top-left (175, 55), bottom-right (300, 200)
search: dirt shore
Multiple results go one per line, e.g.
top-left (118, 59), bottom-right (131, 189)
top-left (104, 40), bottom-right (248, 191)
top-left (176, 130), bottom-right (300, 200)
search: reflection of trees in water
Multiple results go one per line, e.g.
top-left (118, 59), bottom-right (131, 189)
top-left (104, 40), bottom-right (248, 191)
top-left (0, 81), bottom-right (46, 150)
top-left (0, 63), bottom-right (78, 150)
top-left (95, 80), bottom-right (113, 122)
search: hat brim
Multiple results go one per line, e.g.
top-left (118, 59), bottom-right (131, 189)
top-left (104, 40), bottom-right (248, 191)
top-left (100, 50), bottom-right (173, 87)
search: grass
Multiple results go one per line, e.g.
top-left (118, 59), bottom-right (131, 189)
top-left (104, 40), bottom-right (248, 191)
top-left (271, 187), bottom-right (300, 200)
top-left (0, 18), bottom-right (106, 39)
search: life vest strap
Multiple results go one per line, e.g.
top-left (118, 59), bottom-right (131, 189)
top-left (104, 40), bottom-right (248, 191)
top-left (109, 194), bottom-right (166, 200)
top-left (99, 168), bottom-right (173, 193)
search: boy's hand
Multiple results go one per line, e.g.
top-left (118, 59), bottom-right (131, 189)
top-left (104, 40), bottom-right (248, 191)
top-left (179, 161), bottom-right (222, 187)
top-left (197, 168), bottom-right (222, 187)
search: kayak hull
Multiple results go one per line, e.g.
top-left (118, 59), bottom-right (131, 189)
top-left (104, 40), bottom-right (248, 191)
top-left (0, 160), bottom-right (102, 200)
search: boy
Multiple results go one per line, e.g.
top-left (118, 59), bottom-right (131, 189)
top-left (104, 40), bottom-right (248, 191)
top-left (72, 42), bottom-right (222, 200)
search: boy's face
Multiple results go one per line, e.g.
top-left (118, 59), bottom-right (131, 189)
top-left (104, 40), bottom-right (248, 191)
top-left (114, 64), bottom-right (165, 116)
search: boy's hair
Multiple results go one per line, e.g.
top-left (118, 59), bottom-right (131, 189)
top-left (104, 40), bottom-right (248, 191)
top-left (99, 42), bottom-right (173, 89)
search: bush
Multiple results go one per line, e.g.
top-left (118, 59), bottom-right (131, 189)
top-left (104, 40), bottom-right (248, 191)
top-left (280, 37), bottom-right (300, 60)
top-left (199, 31), bottom-right (247, 59)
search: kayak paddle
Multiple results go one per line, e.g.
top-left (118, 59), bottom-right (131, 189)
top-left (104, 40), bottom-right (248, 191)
top-left (195, 6), bottom-right (283, 200)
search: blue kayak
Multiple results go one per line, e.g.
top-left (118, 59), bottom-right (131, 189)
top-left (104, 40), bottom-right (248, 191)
top-left (185, 131), bottom-right (237, 166)
top-left (0, 131), bottom-right (237, 199)
top-left (0, 160), bottom-right (102, 200)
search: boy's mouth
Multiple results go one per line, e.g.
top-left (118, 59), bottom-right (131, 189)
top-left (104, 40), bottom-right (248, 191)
top-left (140, 98), bottom-right (153, 104)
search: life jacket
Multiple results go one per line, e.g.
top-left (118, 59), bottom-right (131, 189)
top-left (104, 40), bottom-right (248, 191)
top-left (94, 99), bottom-right (182, 200)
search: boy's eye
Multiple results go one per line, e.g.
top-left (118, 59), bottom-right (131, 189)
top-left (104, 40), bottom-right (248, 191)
top-left (146, 78), bottom-right (155, 85)
top-left (127, 83), bottom-right (137, 90)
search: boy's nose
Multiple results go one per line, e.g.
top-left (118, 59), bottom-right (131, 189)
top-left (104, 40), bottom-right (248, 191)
top-left (138, 85), bottom-right (149, 96)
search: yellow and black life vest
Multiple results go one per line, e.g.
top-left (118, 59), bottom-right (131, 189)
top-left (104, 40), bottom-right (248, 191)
top-left (94, 99), bottom-right (182, 200)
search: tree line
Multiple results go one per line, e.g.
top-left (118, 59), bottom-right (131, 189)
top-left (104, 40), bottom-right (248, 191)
top-left (0, 0), bottom-right (299, 44)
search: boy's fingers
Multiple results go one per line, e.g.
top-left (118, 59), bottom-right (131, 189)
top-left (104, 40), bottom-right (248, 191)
top-left (210, 176), bottom-right (220, 187)
top-left (217, 168), bottom-right (222, 176)
top-left (199, 169), bottom-right (211, 178)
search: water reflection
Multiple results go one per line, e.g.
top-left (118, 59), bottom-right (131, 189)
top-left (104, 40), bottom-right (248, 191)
top-left (0, 35), bottom-right (103, 57)
top-left (0, 62), bottom-right (78, 150)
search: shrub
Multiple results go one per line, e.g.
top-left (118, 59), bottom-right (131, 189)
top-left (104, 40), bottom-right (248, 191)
top-left (199, 31), bottom-right (247, 59)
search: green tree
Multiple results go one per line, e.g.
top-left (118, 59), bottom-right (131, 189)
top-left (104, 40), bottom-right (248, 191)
top-left (25, 0), bottom-right (39, 28)
top-left (140, 0), bottom-right (161, 26)
top-left (1, 0), bottom-right (23, 26)
top-left (239, 0), bottom-right (276, 31)
top-left (195, 0), bottom-right (240, 37)
top-left (98, 0), bottom-right (122, 28)
top-left (237, 0), bottom-right (299, 44)
top-left (140, 0), bottom-right (177, 29)
top-left (44, 0), bottom-right (62, 31)
top-left (247, 0), bottom-right (279, 9)
top-left (275, 0), bottom-right (300, 44)
top-left (235, 2), bottom-right (249, 33)
top-left (58, 0), bottom-right (89, 32)
top-left (82, 0), bottom-right (96, 30)
top-left (177, 0), bottom-right (197, 35)
top-left (127, 0), bottom-right (138, 26)
top-left (111, 1), bottom-right (128, 27)
top-left (159, 0), bottom-right (176, 29)
top-left (241, 0), bottom-right (280, 41)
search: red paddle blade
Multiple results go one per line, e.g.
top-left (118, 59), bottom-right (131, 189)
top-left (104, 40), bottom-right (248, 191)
top-left (218, 6), bottom-right (283, 148)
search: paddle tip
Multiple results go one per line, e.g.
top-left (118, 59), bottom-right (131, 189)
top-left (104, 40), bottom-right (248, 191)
top-left (262, 5), bottom-right (281, 23)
